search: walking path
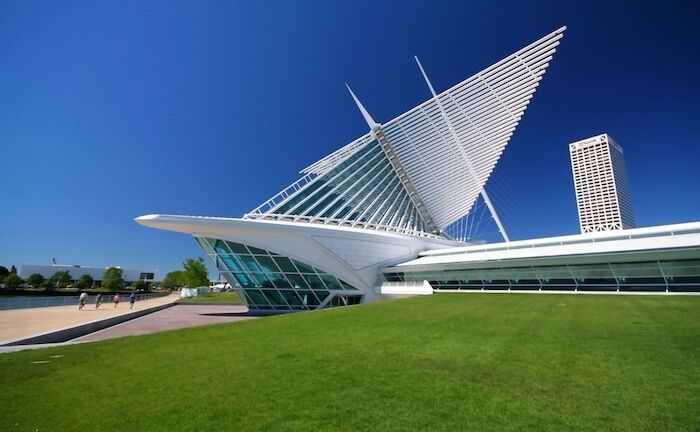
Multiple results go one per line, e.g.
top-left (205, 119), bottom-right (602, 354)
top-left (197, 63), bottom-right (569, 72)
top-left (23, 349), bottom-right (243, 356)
top-left (74, 305), bottom-right (256, 342)
top-left (0, 294), bottom-right (179, 344)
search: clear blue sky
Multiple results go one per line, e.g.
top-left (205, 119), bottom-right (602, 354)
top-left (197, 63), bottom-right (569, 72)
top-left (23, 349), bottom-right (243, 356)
top-left (1, 0), bottom-right (698, 276)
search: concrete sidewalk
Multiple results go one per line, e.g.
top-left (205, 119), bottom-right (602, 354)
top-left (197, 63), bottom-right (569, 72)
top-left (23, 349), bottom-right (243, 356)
top-left (74, 305), bottom-right (256, 342)
top-left (0, 294), bottom-right (179, 344)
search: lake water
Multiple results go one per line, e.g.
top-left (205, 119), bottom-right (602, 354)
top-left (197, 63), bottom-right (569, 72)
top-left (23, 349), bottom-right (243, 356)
top-left (0, 295), bottom-right (82, 310)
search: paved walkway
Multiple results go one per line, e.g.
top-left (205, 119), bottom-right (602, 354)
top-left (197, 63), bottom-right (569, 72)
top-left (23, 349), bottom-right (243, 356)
top-left (0, 294), bottom-right (179, 344)
top-left (74, 305), bottom-right (256, 342)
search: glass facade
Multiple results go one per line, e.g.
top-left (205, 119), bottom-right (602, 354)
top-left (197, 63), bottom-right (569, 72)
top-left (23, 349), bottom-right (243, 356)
top-left (266, 140), bottom-right (432, 234)
top-left (384, 259), bottom-right (700, 293)
top-left (196, 237), bottom-right (362, 311)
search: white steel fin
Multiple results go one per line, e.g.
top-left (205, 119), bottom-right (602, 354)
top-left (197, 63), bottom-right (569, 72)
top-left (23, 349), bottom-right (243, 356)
top-left (415, 56), bottom-right (510, 242)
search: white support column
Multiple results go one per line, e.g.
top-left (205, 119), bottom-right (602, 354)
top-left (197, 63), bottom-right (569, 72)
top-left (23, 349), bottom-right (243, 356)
top-left (414, 56), bottom-right (510, 242)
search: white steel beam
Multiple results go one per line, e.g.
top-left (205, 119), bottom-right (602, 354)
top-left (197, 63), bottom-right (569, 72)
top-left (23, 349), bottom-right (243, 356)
top-left (415, 55), bottom-right (510, 242)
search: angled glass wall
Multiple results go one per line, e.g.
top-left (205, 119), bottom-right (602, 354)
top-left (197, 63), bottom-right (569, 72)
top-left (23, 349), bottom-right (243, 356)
top-left (196, 237), bottom-right (361, 311)
top-left (385, 259), bottom-right (700, 293)
top-left (260, 140), bottom-right (432, 235)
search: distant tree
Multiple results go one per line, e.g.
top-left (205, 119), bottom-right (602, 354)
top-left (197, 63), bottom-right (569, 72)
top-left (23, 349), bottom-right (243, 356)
top-left (26, 273), bottom-right (45, 288)
top-left (102, 267), bottom-right (124, 291)
top-left (4, 274), bottom-right (23, 288)
top-left (132, 279), bottom-right (148, 291)
top-left (50, 271), bottom-right (72, 288)
top-left (180, 258), bottom-right (209, 288)
top-left (74, 274), bottom-right (94, 290)
top-left (161, 270), bottom-right (183, 290)
top-left (10, 265), bottom-right (17, 274)
top-left (39, 280), bottom-right (54, 289)
top-left (0, 266), bottom-right (8, 278)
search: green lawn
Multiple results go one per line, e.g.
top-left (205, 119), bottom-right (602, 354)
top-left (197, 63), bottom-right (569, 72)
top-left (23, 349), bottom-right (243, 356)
top-left (1, 294), bottom-right (699, 431)
top-left (176, 291), bottom-right (242, 304)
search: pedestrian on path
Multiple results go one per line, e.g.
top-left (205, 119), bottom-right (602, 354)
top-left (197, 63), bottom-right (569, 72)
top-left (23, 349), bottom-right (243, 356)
top-left (78, 292), bottom-right (88, 311)
top-left (129, 292), bottom-right (136, 309)
top-left (95, 293), bottom-right (102, 309)
top-left (113, 293), bottom-right (121, 309)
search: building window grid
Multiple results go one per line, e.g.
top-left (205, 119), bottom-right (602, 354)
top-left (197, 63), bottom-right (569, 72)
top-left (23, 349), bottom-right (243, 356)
top-left (390, 259), bottom-right (700, 292)
top-left (198, 238), bottom-right (360, 310)
top-left (571, 138), bottom-right (631, 233)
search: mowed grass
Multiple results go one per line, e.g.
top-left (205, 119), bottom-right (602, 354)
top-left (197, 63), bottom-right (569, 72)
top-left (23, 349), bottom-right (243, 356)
top-left (176, 291), bottom-right (242, 304)
top-left (1, 294), bottom-right (699, 431)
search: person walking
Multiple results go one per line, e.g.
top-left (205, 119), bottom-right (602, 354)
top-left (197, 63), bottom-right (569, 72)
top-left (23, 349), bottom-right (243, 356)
top-left (95, 293), bottom-right (102, 309)
top-left (113, 293), bottom-right (121, 309)
top-left (78, 292), bottom-right (88, 311)
top-left (129, 292), bottom-right (136, 309)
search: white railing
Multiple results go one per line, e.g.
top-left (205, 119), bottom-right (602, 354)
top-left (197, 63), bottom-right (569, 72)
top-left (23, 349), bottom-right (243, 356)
top-left (244, 173), bottom-right (316, 217)
top-left (246, 213), bottom-right (444, 239)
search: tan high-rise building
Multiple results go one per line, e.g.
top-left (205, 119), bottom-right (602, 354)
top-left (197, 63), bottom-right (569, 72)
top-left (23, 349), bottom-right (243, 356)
top-left (569, 133), bottom-right (635, 233)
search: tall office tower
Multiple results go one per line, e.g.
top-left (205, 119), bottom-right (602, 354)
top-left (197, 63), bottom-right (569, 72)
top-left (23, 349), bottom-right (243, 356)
top-left (569, 133), bottom-right (635, 233)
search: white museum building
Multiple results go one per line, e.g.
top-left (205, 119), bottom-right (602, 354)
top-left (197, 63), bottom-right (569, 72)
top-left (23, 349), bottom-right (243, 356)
top-left (136, 27), bottom-right (700, 311)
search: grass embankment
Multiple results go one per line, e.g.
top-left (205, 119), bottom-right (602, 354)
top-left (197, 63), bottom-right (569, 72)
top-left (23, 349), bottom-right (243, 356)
top-left (1, 294), bottom-right (699, 431)
top-left (176, 291), bottom-right (242, 304)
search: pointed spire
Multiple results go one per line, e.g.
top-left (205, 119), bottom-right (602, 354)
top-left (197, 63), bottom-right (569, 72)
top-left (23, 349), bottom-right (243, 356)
top-left (414, 56), bottom-right (437, 98)
top-left (345, 83), bottom-right (380, 131)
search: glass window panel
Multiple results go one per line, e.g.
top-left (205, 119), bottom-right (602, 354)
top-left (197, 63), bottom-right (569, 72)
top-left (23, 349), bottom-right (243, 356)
top-left (242, 291), bottom-right (257, 307)
top-left (297, 290), bottom-right (321, 306)
top-left (661, 260), bottom-right (700, 277)
top-left (285, 273), bottom-right (309, 289)
top-left (219, 255), bottom-right (243, 272)
top-left (302, 274), bottom-right (326, 290)
top-left (292, 259), bottom-right (315, 274)
top-left (503, 267), bottom-right (539, 281)
top-left (283, 144), bottom-right (381, 215)
top-left (238, 255), bottom-right (263, 273)
top-left (271, 275), bottom-right (292, 289)
top-left (473, 269), bottom-right (509, 281)
top-left (226, 242), bottom-right (249, 254)
top-left (278, 290), bottom-right (305, 307)
top-left (261, 290), bottom-right (288, 307)
top-left (533, 266), bottom-right (573, 279)
top-left (319, 274), bottom-right (343, 290)
top-left (255, 255), bottom-right (280, 273)
top-left (340, 281), bottom-right (358, 291)
top-left (221, 274), bottom-right (241, 288)
top-left (509, 279), bottom-right (540, 285)
top-left (666, 276), bottom-right (700, 284)
top-left (248, 273), bottom-right (270, 287)
top-left (211, 239), bottom-right (231, 256)
top-left (273, 256), bottom-right (297, 273)
top-left (384, 273), bottom-right (401, 282)
top-left (618, 277), bottom-right (666, 285)
top-left (245, 289), bottom-right (270, 306)
top-left (233, 273), bottom-right (254, 288)
top-left (247, 245), bottom-right (268, 255)
top-left (314, 290), bottom-right (331, 304)
top-left (568, 264), bottom-right (615, 280)
top-left (668, 285), bottom-right (700, 292)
